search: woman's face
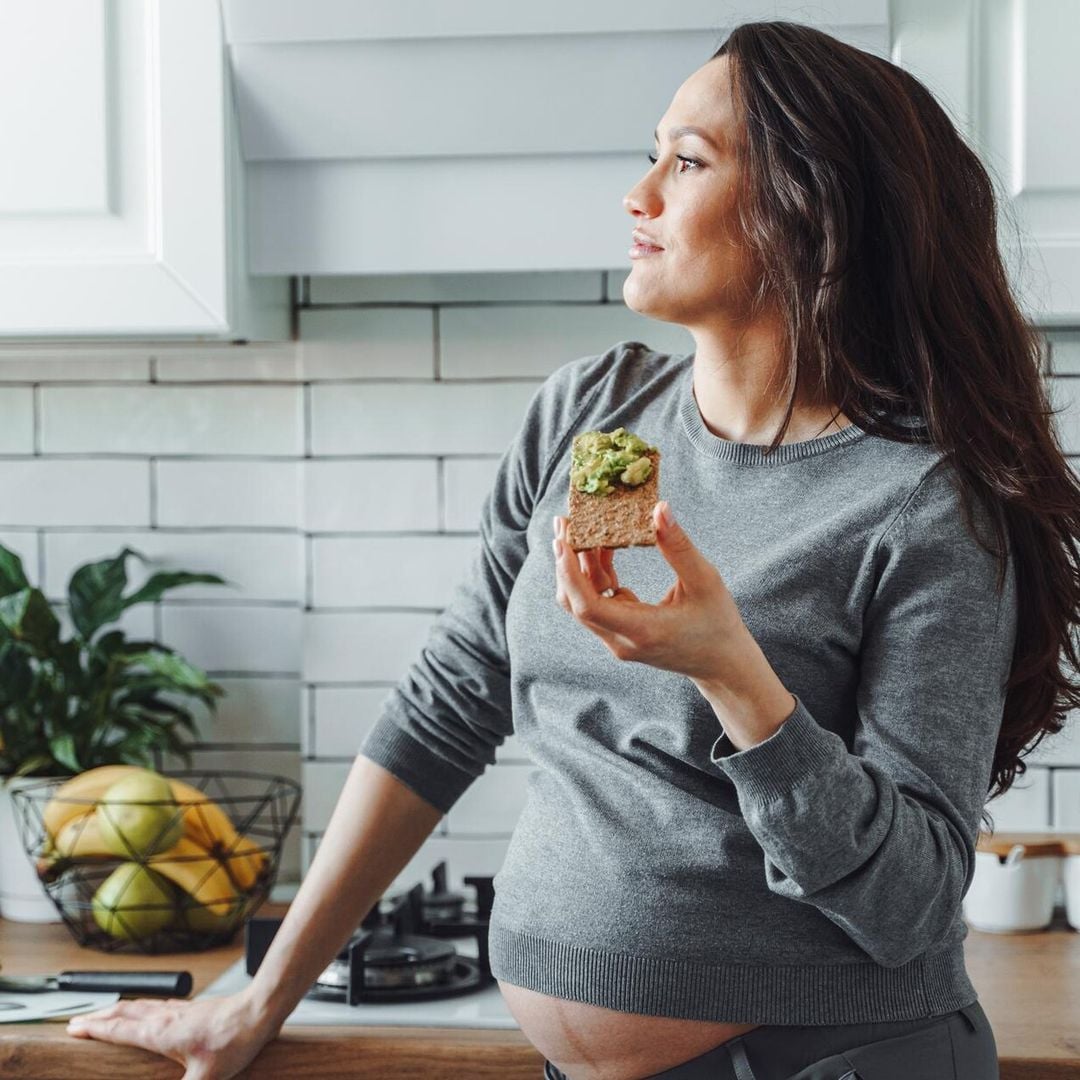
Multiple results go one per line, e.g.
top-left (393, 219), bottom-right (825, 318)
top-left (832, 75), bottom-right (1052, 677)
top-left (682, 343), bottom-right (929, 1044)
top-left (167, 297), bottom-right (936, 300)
top-left (622, 56), bottom-right (759, 327)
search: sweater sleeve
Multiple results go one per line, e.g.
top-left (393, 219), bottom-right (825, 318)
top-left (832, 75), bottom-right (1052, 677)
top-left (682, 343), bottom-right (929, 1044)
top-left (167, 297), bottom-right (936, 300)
top-left (356, 348), bottom-right (614, 815)
top-left (707, 461), bottom-right (1018, 969)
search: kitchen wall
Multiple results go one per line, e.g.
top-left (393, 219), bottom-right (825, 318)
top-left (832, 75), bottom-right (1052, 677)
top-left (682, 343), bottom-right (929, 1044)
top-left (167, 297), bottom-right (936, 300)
top-left (2, 270), bottom-right (1079, 892)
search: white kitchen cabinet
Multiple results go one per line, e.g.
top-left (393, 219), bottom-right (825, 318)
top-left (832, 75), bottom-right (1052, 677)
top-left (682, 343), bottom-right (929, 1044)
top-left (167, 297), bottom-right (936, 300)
top-left (892, 0), bottom-right (1080, 325)
top-left (0, 0), bottom-right (289, 339)
top-left (221, 0), bottom-right (889, 276)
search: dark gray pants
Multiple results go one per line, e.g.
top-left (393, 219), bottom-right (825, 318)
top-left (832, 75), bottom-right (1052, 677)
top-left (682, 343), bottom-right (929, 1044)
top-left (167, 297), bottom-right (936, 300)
top-left (542, 999), bottom-right (997, 1080)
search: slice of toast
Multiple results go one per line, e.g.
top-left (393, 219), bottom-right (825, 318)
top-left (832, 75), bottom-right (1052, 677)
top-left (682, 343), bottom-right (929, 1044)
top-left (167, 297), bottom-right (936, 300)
top-left (566, 447), bottom-right (660, 551)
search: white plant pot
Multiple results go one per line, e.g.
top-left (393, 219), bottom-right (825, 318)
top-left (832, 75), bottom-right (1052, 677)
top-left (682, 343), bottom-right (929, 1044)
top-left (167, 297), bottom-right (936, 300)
top-left (0, 775), bottom-right (64, 922)
top-left (1065, 855), bottom-right (1080, 931)
top-left (963, 849), bottom-right (1061, 933)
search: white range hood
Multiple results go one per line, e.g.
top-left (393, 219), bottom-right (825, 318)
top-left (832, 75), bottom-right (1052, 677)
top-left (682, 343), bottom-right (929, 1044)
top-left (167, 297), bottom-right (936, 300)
top-left (220, 0), bottom-right (889, 277)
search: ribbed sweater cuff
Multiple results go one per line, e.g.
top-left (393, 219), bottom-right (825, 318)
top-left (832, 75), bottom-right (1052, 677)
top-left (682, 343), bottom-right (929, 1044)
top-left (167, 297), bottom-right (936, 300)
top-left (708, 695), bottom-right (845, 802)
top-left (358, 714), bottom-right (476, 815)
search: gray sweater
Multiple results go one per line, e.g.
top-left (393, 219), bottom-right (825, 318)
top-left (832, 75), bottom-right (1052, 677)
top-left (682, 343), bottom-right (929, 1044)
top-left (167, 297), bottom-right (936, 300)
top-left (358, 340), bottom-right (1018, 1025)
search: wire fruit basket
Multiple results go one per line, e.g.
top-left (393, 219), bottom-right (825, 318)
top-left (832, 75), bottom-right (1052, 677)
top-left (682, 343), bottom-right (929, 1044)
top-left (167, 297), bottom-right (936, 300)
top-left (10, 769), bottom-right (301, 954)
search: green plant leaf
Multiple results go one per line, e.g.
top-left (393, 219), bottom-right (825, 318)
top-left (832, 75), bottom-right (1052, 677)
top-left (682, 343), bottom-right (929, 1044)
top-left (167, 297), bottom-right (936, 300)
top-left (48, 733), bottom-right (81, 773)
top-left (0, 640), bottom-right (34, 704)
top-left (0, 543), bottom-right (30, 598)
top-left (0, 588), bottom-right (62, 653)
top-left (67, 548), bottom-right (145, 641)
top-left (122, 570), bottom-right (231, 610)
top-left (11, 752), bottom-right (58, 780)
top-left (120, 650), bottom-right (216, 693)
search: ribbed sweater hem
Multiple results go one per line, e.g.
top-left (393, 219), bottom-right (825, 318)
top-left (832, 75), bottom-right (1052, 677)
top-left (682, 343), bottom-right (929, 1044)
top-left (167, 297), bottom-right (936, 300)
top-left (488, 924), bottom-right (976, 1026)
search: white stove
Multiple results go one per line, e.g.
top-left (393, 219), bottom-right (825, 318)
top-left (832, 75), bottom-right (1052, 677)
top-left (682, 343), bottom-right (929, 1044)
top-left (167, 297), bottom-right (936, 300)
top-left (196, 860), bottom-right (518, 1030)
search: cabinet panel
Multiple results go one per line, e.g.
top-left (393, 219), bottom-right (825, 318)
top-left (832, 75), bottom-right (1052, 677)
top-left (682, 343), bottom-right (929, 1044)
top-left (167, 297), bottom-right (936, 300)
top-left (0, 2), bottom-right (109, 214)
top-left (0, 0), bottom-right (289, 340)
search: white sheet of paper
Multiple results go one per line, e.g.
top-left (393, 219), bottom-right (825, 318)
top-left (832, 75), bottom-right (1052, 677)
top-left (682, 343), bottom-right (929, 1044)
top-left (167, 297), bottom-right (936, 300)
top-left (0, 989), bottom-right (121, 1023)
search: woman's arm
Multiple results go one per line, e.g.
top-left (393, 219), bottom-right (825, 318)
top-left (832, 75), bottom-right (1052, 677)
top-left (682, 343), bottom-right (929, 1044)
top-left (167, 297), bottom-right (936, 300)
top-left (243, 754), bottom-right (444, 1035)
top-left (705, 463), bottom-right (1018, 970)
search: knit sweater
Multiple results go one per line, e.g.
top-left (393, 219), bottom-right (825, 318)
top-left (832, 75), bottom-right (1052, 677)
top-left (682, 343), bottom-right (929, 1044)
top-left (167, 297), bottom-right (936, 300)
top-left (357, 339), bottom-right (1018, 1026)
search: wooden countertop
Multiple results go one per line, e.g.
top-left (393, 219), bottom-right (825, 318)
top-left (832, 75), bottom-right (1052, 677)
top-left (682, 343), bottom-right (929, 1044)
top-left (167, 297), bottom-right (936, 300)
top-left (1, 901), bottom-right (1078, 1079)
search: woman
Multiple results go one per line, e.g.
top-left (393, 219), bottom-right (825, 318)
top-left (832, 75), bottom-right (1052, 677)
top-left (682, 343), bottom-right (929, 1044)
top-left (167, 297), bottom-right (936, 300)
top-left (66, 20), bottom-right (1079, 1080)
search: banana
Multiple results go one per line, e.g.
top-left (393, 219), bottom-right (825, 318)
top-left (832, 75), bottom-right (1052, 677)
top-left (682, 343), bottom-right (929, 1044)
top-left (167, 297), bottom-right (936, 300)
top-left (218, 834), bottom-right (268, 892)
top-left (42, 765), bottom-right (148, 840)
top-left (164, 777), bottom-right (242, 858)
top-left (53, 809), bottom-right (115, 860)
top-left (147, 835), bottom-right (238, 910)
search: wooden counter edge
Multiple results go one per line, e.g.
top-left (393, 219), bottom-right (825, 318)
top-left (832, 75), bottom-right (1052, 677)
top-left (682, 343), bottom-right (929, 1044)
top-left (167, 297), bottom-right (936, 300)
top-left (0, 1024), bottom-right (547, 1079)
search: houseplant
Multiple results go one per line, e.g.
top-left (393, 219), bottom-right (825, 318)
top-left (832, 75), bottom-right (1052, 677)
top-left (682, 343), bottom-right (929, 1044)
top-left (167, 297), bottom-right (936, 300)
top-left (0, 540), bottom-right (229, 920)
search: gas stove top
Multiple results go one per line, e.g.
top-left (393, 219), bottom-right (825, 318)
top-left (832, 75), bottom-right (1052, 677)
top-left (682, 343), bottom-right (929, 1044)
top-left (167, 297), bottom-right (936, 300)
top-left (197, 859), bottom-right (518, 1029)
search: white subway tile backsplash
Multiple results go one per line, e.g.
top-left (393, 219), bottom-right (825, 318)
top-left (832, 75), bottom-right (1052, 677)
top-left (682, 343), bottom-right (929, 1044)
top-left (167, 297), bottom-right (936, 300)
top-left (170, 676), bottom-right (301, 746)
top-left (303, 610), bottom-right (434, 682)
top-left (1053, 769), bottom-right (1080, 828)
top-left (311, 685), bottom-right (394, 757)
top-left (312, 534), bottom-right (478, 608)
top-left (0, 388), bottom-right (34, 452)
top-left (983, 766), bottom-right (1052, 831)
top-left (0, 460), bottom-right (150, 526)
top-left (0, 347), bottom-right (151, 381)
top-left (41, 386), bottom-right (303, 455)
top-left (304, 459), bottom-right (438, 532)
top-left (440, 305), bottom-right (694, 379)
top-left (310, 381), bottom-right (539, 456)
top-left (304, 832), bottom-right (512, 898)
top-left (300, 761), bottom-right (351, 831)
top-left (157, 460), bottom-right (301, 528)
top-left (299, 308), bottom-right (434, 380)
top-left (160, 746), bottom-right (303, 881)
top-left (44, 531), bottom-right (303, 604)
top-left (0, 531), bottom-right (39, 581)
top-left (161, 604), bottom-right (302, 674)
top-left (605, 270), bottom-right (631, 301)
top-left (1048, 333), bottom-right (1080, 375)
top-left (1047, 377), bottom-right (1080, 454)
top-left (310, 272), bottom-right (603, 306)
top-left (154, 344), bottom-right (299, 382)
top-left (444, 458), bottom-right (500, 531)
top-left (446, 763), bottom-right (535, 835)
top-left (1026, 709), bottom-right (1080, 767)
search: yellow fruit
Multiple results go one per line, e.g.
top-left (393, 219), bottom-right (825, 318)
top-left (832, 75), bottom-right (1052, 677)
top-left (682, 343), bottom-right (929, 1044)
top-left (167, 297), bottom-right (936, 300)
top-left (147, 835), bottom-right (238, 910)
top-left (97, 773), bottom-right (184, 858)
top-left (42, 765), bottom-right (149, 841)
top-left (53, 809), bottom-right (115, 859)
top-left (219, 834), bottom-right (268, 892)
top-left (164, 777), bottom-right (241, 858)
top-left (91, 863), bottom-right (174, 942)
top-left (172, 894), bottom-right (245, 935)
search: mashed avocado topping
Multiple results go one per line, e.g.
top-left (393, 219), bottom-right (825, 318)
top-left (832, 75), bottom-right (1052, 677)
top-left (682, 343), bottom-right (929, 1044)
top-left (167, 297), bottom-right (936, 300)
top-left (570, 427), bottom-right (658, 496)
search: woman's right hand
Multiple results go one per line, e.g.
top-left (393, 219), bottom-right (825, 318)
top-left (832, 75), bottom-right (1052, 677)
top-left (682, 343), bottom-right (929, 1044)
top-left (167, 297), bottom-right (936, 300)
top-left (66, 988), bottom-right (279, 1080)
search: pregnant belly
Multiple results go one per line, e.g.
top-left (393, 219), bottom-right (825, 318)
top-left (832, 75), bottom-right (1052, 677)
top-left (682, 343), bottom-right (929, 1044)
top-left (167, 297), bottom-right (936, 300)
top-left (496, 978), bottom-right (762, 1080)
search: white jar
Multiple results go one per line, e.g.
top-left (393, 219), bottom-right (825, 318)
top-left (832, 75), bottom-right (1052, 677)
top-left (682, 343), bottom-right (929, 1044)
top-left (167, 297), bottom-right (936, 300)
top-left (963, 845), bottom-right (1062, 933)
top-left (1064, 852), bottom-right (1080, 931)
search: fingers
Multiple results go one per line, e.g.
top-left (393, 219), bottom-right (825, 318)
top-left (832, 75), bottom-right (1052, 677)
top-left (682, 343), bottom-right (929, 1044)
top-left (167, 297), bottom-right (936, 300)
top-left (67, 998), bottom-right (162, 1045)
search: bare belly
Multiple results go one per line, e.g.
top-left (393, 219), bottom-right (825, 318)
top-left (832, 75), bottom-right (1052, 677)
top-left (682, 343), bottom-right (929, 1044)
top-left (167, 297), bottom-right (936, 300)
top-left (497, 979), bottom-right (762, 1080)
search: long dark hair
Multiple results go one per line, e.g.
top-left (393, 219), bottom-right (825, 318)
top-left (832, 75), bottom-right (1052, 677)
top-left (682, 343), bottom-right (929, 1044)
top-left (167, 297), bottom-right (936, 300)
top-left (711, 22), bottom-right (1078, 831)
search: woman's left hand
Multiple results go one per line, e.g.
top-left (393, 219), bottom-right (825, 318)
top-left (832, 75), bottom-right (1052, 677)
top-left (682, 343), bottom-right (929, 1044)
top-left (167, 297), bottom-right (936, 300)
top-left (552, 501), bottom-right (749, 684)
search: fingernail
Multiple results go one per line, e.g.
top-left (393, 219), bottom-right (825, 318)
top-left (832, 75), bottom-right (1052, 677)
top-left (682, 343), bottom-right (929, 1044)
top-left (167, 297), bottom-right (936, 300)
top-left (658, 502), bottom-right (674, 528)
top-left (552, 537), bottom-right (561, 558)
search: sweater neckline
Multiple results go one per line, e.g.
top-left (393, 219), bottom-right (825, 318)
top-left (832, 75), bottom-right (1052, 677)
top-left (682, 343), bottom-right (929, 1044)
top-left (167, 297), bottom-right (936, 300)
top-left (678, 358), bottom-right (867, 465)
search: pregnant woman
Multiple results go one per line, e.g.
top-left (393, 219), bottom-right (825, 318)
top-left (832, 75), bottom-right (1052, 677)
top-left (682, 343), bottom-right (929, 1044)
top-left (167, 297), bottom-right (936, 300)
top-left (66, 19), bottom-right (1080, 1080)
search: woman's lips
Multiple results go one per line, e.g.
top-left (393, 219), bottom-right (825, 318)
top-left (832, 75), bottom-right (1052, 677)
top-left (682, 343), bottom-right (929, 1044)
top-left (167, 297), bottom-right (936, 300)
top-left (629, 243), bottom-right (664, 258)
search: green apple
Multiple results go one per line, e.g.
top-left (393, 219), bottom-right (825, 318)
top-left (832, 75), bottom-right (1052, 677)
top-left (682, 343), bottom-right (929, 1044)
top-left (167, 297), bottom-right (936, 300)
top-left (97, 771), bottom-right (183, 858)
top-left (91, 863), bottom-right (175, 941)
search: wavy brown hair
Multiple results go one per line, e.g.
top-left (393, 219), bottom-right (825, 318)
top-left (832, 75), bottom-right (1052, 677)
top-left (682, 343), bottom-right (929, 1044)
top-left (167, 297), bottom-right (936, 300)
top-left (710, 21), bottom-right (1079, 831)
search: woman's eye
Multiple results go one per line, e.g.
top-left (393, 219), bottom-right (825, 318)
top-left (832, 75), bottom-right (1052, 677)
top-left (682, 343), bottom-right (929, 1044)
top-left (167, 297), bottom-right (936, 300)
top-left (646, 154), bottom-right (701, 173)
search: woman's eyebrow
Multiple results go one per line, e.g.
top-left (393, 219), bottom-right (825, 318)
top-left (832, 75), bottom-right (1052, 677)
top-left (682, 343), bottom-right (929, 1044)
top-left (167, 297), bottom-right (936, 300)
top-left (653, 125), bottom-right (720, 151)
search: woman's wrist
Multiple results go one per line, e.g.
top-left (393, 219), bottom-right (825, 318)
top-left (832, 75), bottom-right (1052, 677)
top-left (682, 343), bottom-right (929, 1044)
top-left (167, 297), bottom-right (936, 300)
top-left (693, 624), bottom-right (797, 751)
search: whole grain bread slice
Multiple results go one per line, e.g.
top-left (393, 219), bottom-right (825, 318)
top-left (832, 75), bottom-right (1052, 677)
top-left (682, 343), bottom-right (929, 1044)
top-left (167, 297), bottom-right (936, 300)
top-left (566, 449), bottom-right (660, 551)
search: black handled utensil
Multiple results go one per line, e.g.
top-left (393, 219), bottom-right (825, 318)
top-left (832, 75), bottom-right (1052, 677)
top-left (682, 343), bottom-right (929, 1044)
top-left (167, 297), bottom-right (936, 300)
top-left (0, 971), bottom-right (193, 996)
